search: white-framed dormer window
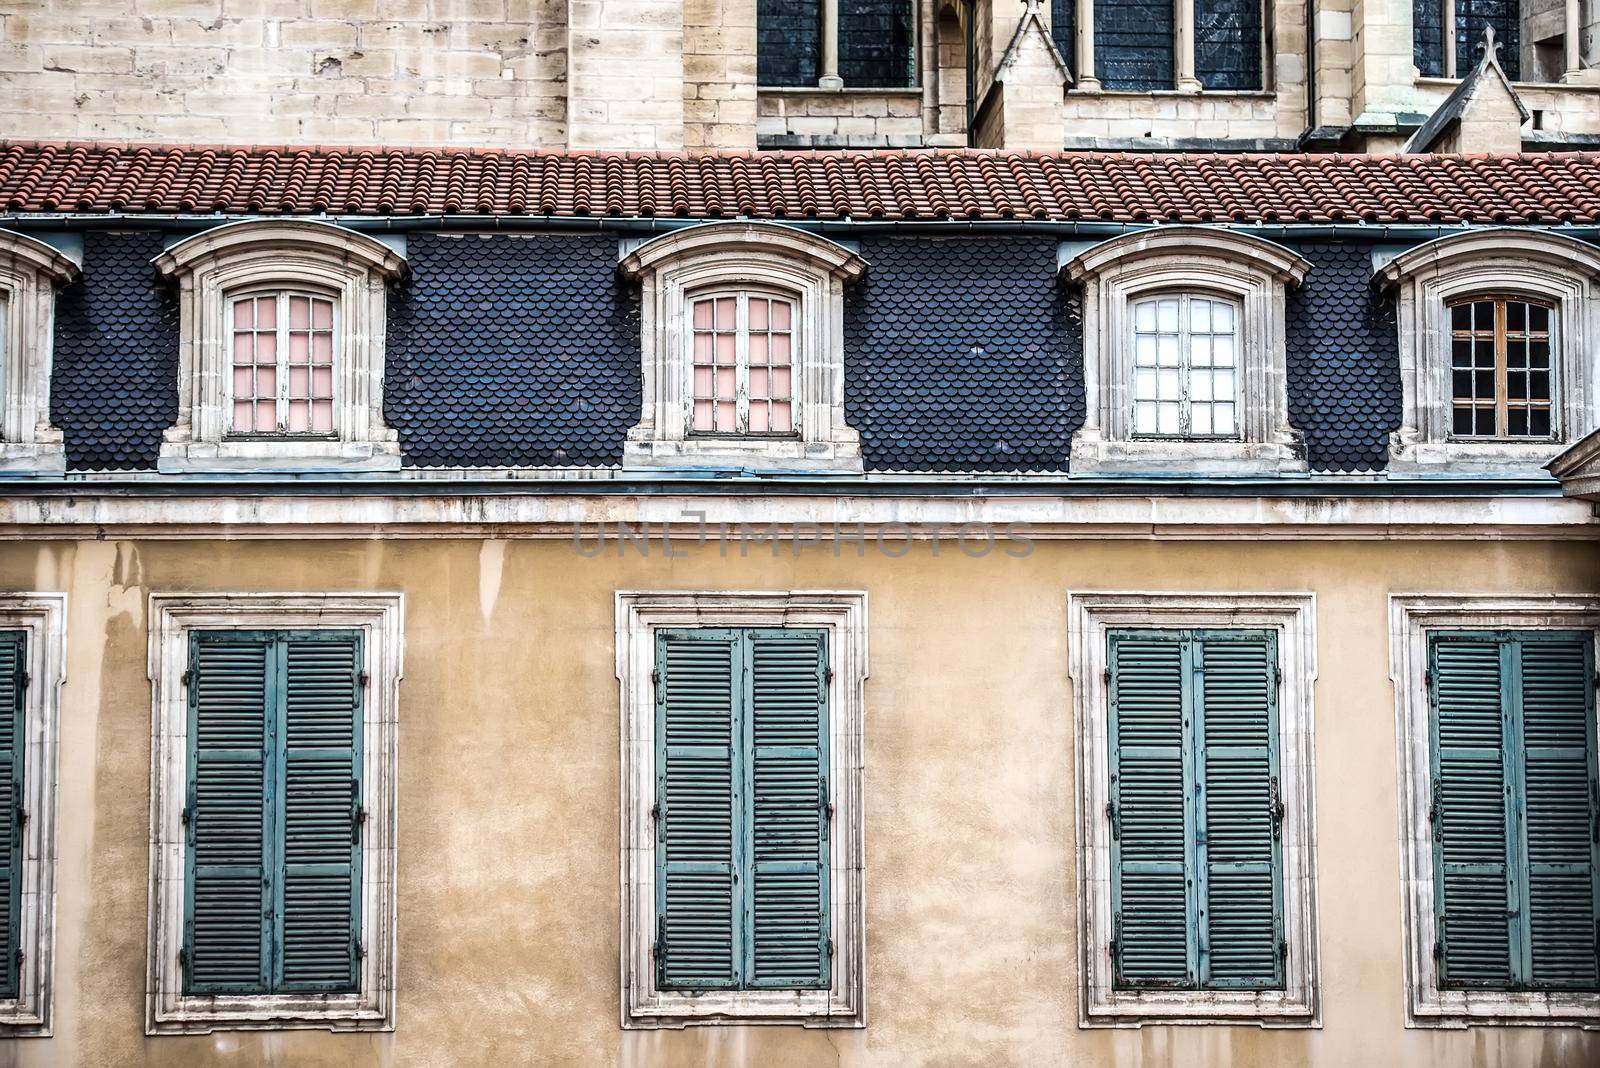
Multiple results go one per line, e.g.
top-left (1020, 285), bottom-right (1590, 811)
top-left (0, 230), bottom-right (79, 476)
top-left (154, 220), bottom-right (406, 473)
top-left (1063, 227), bottom-right (1310, 476)
top-left (1378, 228), bottom-right (1600, 474)
top-left (618, 222), bottom-right (866, 473)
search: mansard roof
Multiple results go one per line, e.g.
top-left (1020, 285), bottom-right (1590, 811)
top-left (6, 141), bottom-right (1600, 225)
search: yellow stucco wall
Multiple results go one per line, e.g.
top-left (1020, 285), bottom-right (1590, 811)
top-left (1, 535), bottom-right (1597, 1067)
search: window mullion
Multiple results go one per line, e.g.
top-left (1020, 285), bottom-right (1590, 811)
top-left (1177, 295), bottom-right (1193, 439)
top-left (735, 294), bottom-right (751, 435)
top-left (1494, 299), bottom-right (1511, 438)
top-left (736, 629), bottom-right (754, 989)
top-left (1503, 636), bottom-right (1534, 986)
top-left (1182, 633), bottom-right (1205, 986)
top-left (265, 634), bottom-right (287, 994)
top-left (275, 293), bottom-right (291, 434)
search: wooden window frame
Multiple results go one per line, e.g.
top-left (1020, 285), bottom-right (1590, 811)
top-left (1068, 591), bottom-right (1320, 1027)
top-left (146, 593), bottom-right (402, 1035)
top-left (687, 290), bottom-right (799, 440)
top-left (1389, 594), bottom-right (1600, 1029)
top-left (617, 590), bottom-right (867, 1028)
top-left (1445, 295), bottom-right (1556, 442)
top-left (1129, 292), bottom-right (1244, 442)
top-left (226, 290), bottom-right (340, 442)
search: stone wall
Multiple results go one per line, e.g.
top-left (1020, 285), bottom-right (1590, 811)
top-left (0, 0), bottom-right (568, 147)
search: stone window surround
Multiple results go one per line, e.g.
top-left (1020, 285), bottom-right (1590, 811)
top-left (145, 592), bottom-right (403, 1035)
top-left (0, 230), bottom-right (78, 476)
top-left (154, 220), bottom-right (406, 474)
top-left (0, 594), bottom-right (65, 1037)
top-left (1063, 227), bottom-right (1311, 476)
top-left (1067, 590), bottom-right (1321, 1027)
top-left (1387, 594), bottom-right (1600, 1030)
top-left (616, 589), bottom-right (867, 1028)
top-left (1378, 228), bottom-right (1600, 474)
top-left (619, 222), bottom-right (866, 474)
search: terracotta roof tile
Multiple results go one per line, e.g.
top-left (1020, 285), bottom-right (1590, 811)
top-left (8, 140), bottom-right (1600, 224)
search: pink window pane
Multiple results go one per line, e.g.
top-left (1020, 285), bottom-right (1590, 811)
top-left (693, 399), bottom-right (714, 431)
top-left (715, 297), bottom-right (735, 331)
top-left (770, 400), bottom-right (793, 433)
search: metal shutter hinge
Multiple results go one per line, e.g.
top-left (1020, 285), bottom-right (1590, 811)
top-left (180, 806), bottom-right (190, 827)
top-left (1101, 670), bottom-right (1111, 687)
top-left (19, 673), bottom-right (28, 690)
top-left (1424, 669), bottom-right (1432, 689)
top-left (13, 948), bottom-right (21, 976)
top-left (1105, 801), bottom-right (1119, 841)
top-left (181, 669), bottom-right (193, 687)
top-left (1429, 778), bottom-right (1442, 842)
top-left (827, 938), bottom-right (834, 958)
top-left (1431, 939), bottom-right (1442, 962)
top-left (1278, 938), bottom-right (1288, 962)
top-left (1269, 776), bottom-right (1285, 840)
top-left (650, 669), bottom-right (660, 686)
top-left (824, 668), bottom-right (834, 684)
top-left (649, 803), bottom-right (660, 821)
top-left (178, 947), bottom-right (188, 978)
top-left (358, 671), bottom-right (369, 687)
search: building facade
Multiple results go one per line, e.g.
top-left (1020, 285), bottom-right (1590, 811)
top-left (0, 3), bottom-right (1598, 1068)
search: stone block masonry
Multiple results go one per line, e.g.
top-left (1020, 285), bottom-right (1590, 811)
top-left (0, 0), bottom-right (569, 147)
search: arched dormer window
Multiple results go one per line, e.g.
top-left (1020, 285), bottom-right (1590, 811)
top-left (619, 222), bottom-right (867, 473)
top-left (0, 229), bottom-right (79, 475)
top-left (1378, 228), bottom-right (1600, 473)
top-left (154, 220), bottom-right (406, 473)
top-left (1063, 226), bottom-right (1311, 475)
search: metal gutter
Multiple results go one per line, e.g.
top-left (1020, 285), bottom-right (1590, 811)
top-left (0, 475), bottom-right (1566, 499)
top-left (7, 212), bottom-right (1600, 244)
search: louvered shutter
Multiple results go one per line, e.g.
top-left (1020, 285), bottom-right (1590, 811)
top-left (276, 632), bottom-right (362, 993)
top-left (0, 632), bottom-right (24, 1000)
top-left (656, 630), bottom-right (741, 988)
top-left (1109, 632), bottom-right (1194, 986)
top-left (185, 633), bottom-right (273, 994)
top-left (746, 630), bottom-right (829, 989)
top-left (1516, 635), bottom-right (1598, 990)
top-left (1430, 635), bottom-right (1515, 987)
top-left (1196, 632), bottom-right (1284, 989)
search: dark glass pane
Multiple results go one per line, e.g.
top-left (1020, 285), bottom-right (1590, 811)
top-left (1506, 301), bottom-right (1525, 331)
top-left (1507, 370), bottom-right (1528, 400)
top-left (1451, 302), bottom-right (1473, 330)
top-left (1452, 370), bottom-right (1474, 399)
top-left (1507, 338), bottom-right (1527, 369)
top-left (1457, 0), bottom-right (1519, 81)
top-left (838, 0), bottom-right (916, 88)
top-left (1195, 0), bottom-right (1261, 90)
top-left (1453, 407), bottom-right (1475, 435)
top-left (1472, 300), bottom-right (1490, 331)
top-left (1529, 304), bottom-right (1550, 331)
top-left (1475, 370), bottom-right (1495, 395)
top-left (1052, 0), bottom-right (1077, 75)
top-left (1475, 408), bottom-right (1496, 435)
top-left (1529, 339), bottom-right (1550, 369)
top-left (1530, 371), bottom-right (1551, 399)
top-left (1452, 337), bottom-right (1473, 367)
top-left (1415, 0), bottom-right (1444, 76)
top-left (1530, 408), bottom-right (1552, 436)
top-left (759, 0), bottom-right (822, 86)
top-left (1508, 409), bottom-right (1528, 436)
top-left (1096, 0), bottom-right (1174, 90)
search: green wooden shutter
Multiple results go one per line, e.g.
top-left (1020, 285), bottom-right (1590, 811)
top-left (745, 630), bottom-right (829, 989)
top-left (185, 633), bottom-right (274, 994)
top-left (1515, 634), bottom-right (1598, 990)
top-left (275, 632), bottom-right (363, 993)
top-left (1196, 631), bottom-right (1284, 989)
top-left (0, 632), bottom-right (25, 1000)
top-left (1109, 632), bottom-right (1194, 987)
top-left (1430, 634), bottom-right (1515, 987)
top-left (1110, 628), bottom-right (1285, 991)
top-left (656, 630), bottom-right (742, 989)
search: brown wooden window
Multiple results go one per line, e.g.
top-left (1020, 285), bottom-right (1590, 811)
top-left (1448, 297), bottom-right (1554, 439)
